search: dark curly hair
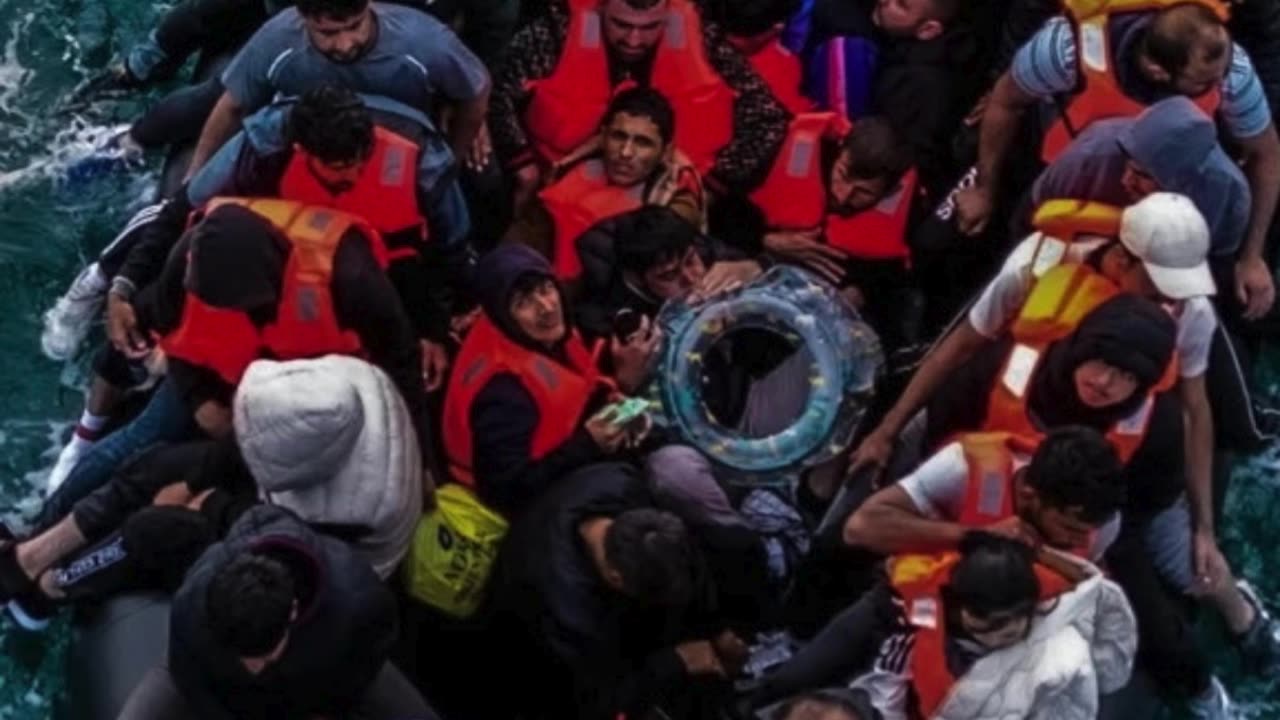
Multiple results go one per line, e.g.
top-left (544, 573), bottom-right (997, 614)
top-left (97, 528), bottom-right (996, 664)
top-left (205, 552), bottom-right (297, 657)
top-left (287, 85), bottom-right (374, 165)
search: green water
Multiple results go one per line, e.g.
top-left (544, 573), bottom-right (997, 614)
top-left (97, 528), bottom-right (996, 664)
top-left (0, 0), bottom-right (1277, 717)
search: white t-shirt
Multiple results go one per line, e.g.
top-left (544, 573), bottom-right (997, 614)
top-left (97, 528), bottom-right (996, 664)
top-left (967, 233), bottom-right (1217, 378)
top-left (898, 442), bottom-right (1121, 562)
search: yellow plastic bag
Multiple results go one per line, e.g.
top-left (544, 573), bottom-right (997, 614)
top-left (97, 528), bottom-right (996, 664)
top-left (402, 483), bottom-right (509, 618)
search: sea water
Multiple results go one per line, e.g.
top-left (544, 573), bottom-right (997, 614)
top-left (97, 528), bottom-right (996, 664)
top-left (0, 0), bottom-right (1277, 717)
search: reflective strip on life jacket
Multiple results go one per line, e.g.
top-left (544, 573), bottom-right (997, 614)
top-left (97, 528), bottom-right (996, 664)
top-left (1041, 0), bottom-right (1228, 162)
top-left (442, 313), bottom-right (611, 490)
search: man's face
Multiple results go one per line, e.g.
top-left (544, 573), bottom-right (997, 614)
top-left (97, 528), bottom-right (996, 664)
top-left (303, 6), bottom-right (375, 63)
top-left (601, 0), bottom-right (669, 62)
top-left (828, 150), bottom-right (889, 215)
top-left (1120, 160), bottom-right (1161, 202)
top-left (1024, 494), bottom-right (1099, 551)
top-left (303, 153), bottom-right (368, 194)
top-left (1172, 27), bottom-right (1231, 97)
top-left (509, 277), bottom-right (567, 347)
top-left (871, 0), bottom-right (943, 40)
top-left (1072, 359), bottom-right (1140, 408)
top-left (642, 246), bottom-right (706, 300)
top-left (602, 112), bottom-right (667, 187)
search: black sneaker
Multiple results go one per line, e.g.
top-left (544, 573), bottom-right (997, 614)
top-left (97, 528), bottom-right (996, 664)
top-left (6, 591), bottom-right (54, 632)
top-left (0, 541), bottom-right (35, 604)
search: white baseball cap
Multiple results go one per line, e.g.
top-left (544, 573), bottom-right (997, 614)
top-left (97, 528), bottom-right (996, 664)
top-left (1119, 192), bottom-right (1216, 299)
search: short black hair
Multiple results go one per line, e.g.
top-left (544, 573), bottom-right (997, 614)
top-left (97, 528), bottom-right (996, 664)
top-left (295, 0), bottom-right (368, 20)
top-left (604, 508), bottom-right (696, 606)
top-left (613, 206), bottom-right (700, 276)
top-left (1024, 426), bottom-right (1125, 524)
top-left (1145, 3), bottom-right (1229, 76)
top-left (945, 532), bottom-right (1040, 620)
top-left (773, 692), bottom-right (871, 720)
top-left (602, 86), bottom-right (676, 146)
top-left (288, 85), bottom-right (374, 165)
top-left (205, 552), bottom-right (297, 657)
top-left (841, 116), bottom-right (912, 185)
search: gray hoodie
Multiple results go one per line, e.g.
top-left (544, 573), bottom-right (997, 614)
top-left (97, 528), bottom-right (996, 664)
top-left (1031, 96), bottom-right (1250, 257)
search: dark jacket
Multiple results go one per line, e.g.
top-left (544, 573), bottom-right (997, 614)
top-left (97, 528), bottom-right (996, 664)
top-left (489, 464), bottom-right (717, 720)
top-left (465, 244), bottom-right (612, 515)
top-left (138, 205), bottom-right (426, 436)
top-left (168, 505), bottom-right (397, 720)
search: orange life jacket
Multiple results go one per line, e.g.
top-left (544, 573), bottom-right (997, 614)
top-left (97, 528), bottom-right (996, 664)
top-left (750, 112), bottom-right (916, 260)
top-left (1041, 0), bottom-right (1229, 162)
top-left (743, 33), bottom-right (815, 115)
top-left (888, 552), bottom-right (1076, 719)
top-left (538, 158), bottom-right (647, 280)
top-left (523, 0), bottom-right (736, 174)
top-left (160, 198), bottom-right (389, 385)
top-left (984, 262), bottom-right (1178, 464)
top-left (279, 126), bottom-right (424, 259)
top-left (442, 312), bottom-right (612, 489)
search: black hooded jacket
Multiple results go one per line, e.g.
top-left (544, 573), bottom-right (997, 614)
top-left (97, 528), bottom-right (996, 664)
top-left (168, 505), bottom-right (397, 720)
top-left (464, 244), bottom-right (613, 516)
top-left (926, 294), bottom-right (1186, 516)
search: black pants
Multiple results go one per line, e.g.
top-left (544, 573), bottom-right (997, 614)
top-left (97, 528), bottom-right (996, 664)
top-left (117, 664), bottom-right (440, 720)
top-left (1103, 518), bottom-right (1210, 700)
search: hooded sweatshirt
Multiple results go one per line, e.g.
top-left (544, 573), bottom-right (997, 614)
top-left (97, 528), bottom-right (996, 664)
top-left (1030, 96), bottom-right (1250, 257)
top-left (464, 244), bottom-right (612, 516)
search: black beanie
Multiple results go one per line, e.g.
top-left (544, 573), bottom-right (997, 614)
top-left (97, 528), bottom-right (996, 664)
top-left (1067, 294), bottom-right (1177, 391)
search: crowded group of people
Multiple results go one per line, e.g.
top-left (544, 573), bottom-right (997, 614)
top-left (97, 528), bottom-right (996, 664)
top-left (10, 0), bottom-right (1280, 717)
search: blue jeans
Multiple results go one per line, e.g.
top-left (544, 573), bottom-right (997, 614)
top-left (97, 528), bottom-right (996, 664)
top-left (39, 379), bottom-right (197, 527)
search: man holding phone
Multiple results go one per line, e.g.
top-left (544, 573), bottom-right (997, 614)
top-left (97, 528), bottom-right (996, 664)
top-left (442, 244), bottom-right (661, 517)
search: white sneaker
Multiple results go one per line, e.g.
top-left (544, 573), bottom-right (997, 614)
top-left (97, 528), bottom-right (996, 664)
top-left (40, 263), bottom-right (108, 361)
top-left (1188, 677), bottom-right (1241, 720)
top-left (46, 435), bottom-right (93, 497)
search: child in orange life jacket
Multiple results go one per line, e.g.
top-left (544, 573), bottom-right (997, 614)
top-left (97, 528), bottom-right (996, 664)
top-left (759, 116), bottom-right (923, 350)
top-left (511, 87), bottom-right (706, 285)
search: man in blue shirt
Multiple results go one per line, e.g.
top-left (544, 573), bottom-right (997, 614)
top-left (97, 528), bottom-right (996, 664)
top-left (187, 0), bottom-right (490, 180)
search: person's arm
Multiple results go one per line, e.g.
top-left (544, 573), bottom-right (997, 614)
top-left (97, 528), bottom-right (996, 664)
top-left (956, 71), bottom-right (1040, 234)
top-left (848, 320), bottom-right (991, 471)
top-left (330, 232), bottom-right (429, 439)
top-left (843, 444), bottom-right (971, 553)
top-left (416, 17), bottom-right (492, 156)
top-left (1179, 374), bottom-right (1221, 566)
top-left (488, 13), bottom-right (562, 171)
top-left (701, 22), bottom-right (790, 194)
top-left (469, 375), bottom-right (605, 515)
top-left (186, 90), bottom-right (245, 179)
top-left (1234, 123), bottom-right (1280, 319)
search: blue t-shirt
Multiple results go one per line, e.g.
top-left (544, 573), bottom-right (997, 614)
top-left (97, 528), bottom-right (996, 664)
top-left (1011, 15), bottom-right (1271, 139)
top-left (222, 2), bottom-right (489, 115)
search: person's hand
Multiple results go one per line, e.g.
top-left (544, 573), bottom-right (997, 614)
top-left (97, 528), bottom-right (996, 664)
top-left (985, 515), bottom-right (1044, 548)
top-left (152, 481), bottom-right (194, 507)
top-left (106, 293), bottom-right (150, 359)
top-left (1235, 254), bottom-right (1276, 321)
top-left (449, 307), bottom-right (481, 344)
top-left (420, 340), bottom-right (450, 392)
top-left (585, 411), bottom-right (630, 453)
top-left (611, 315), bottom-right (662, 394)
top-left (954, 185), bottom-right (993, 236)
top-left (1191, 530), bottom-right (1232, 597)
top-left (711, 630), bottom-right (750, 676)
top-left (764, 229), bottom-right (848, 285)
top-left (193, 400), bottom-right (233, 438)
top-left (512, 163), bottom-right (544, 215)
top-left (846, 428), bottom-right (894, 484)
top-left (691, 260), bottom-right (763, 301)
top-left (675, 640), bottom-right (726, 677)
top-left (466, 121), bottom-right (493, 172)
